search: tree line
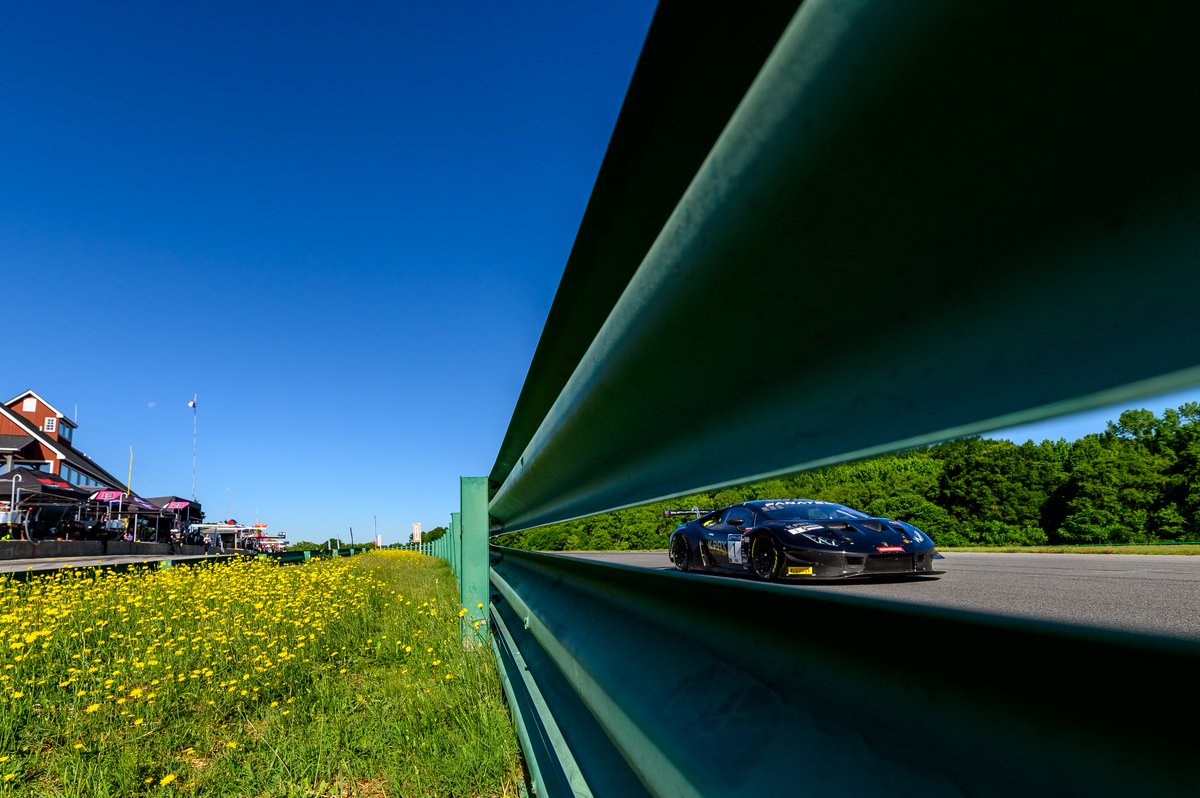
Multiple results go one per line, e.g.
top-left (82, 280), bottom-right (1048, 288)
top-left (288, 526), bottom-right (448, 552)
top-left (493, 403), bottom-right (1200, 551)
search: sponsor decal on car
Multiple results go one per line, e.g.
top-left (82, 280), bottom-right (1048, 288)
top-left (727, 534), bottom-right (744, 564)
top-left (786, 523), bottom-right (824, 534)
top-left (875, 545), bottom-right (905, 553)
top-left (763, 500), bottom-right (821, 510)
top-left (787, 566), bottom-right (814, 575)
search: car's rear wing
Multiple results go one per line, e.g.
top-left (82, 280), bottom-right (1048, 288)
top-left (663, 507), bottom-right (713, 519)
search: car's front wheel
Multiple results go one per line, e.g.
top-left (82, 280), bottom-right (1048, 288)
top-left (749, 535), bottom-right (780, 581)
top-left (670, 534), bottom-right (691, 572)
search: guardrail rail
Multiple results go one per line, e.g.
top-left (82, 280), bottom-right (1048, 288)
top-left (438, 1), bottom-right (1200, 796)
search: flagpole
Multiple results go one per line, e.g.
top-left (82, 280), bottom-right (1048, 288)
top-left (127, 446), bottom-right (133, 496)
top-left (190, 394), bottom-right (198, 501)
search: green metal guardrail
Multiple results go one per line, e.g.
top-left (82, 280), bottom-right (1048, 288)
top-left (263, 546), bottom-right (373, 564)
top-left (446, 1), bottom-right (1200, 796)
top-left (487, 547), bottom-right (1198, 797)
top-left (419, 526), bottom-right (456, 565)
top-left (488, 0), bottom-right (1200, 532)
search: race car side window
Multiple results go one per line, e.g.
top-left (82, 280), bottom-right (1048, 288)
top-left (721, 506), bottom-right (750, 527)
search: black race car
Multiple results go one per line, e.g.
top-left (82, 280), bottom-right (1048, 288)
top-left (667, 499), bottom-right (943, 581)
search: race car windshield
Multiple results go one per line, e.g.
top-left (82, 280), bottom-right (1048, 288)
top-left (760, 503), bottom-right (871, 521)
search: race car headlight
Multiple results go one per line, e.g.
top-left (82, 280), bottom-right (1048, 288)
top-left (889, 521), bottom-right (929, 545)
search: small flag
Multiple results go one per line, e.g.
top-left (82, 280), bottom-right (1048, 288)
top-left (187, 398), bottom-right (197, 408)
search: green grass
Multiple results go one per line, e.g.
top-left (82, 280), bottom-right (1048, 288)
top-left (0, 551), bottom-right (523, 797)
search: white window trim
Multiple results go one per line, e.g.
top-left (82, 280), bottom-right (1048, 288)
top-left (44, 417), bottom-right (57, 432)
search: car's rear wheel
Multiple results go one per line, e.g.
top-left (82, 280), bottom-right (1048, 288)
top-left (749, 535), bottom-right (780, 581)
top-left (670, 534), bottom-right (691, 572)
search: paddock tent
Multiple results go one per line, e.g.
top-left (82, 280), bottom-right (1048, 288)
top-left (0, 466), bottom-right (93, 505)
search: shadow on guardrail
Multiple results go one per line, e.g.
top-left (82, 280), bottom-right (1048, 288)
top-left (487, 546), bottom-right (1200, 797)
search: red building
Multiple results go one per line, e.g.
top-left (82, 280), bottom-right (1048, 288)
top-left (0, 390), bottom-right (124, 489)
top-left (0, 390), bottom-right (203, 541)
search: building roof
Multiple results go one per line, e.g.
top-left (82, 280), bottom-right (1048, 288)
top-left (0, 434), bottom-right (38, 454)
top-left (0, 403), bottom-right (124, 488)
top-left (5, 390), bottom-right (77, 428)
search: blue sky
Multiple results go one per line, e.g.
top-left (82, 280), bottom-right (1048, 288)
top-left (5, 3), bottom-right (1198, 545)
top-left (1, 1), bottom-right (658, 544)
top-left (984, 386), bottom-right (1200, 445)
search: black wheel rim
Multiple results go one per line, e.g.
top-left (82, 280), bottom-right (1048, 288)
top-left (671, 536), bottom-right (689, 570)
top-left (751, 537), bottom-right (775, 578)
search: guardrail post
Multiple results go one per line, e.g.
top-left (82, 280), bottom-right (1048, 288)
top-left (450, 512), bottom-right (461, 576)
top-left (459, 476), bottom-right (488, 640)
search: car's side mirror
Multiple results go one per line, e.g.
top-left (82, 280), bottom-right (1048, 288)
top-left (726, 518), bottom-right (745, 526)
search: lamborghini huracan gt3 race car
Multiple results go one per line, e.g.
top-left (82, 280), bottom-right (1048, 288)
top-left (667, 499), bottom-right (944, 581)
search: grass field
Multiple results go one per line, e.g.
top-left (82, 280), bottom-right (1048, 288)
top-left (0, 551), bottom-right (523, 797)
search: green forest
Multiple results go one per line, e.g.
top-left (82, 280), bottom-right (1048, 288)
top-left (493, 403), bottom-right (1200, 552)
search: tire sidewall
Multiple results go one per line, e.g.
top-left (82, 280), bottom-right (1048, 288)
top-left (750, 534), bottom-right (779, 580)
top-left (670, 533), bottom-right (691, 571)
